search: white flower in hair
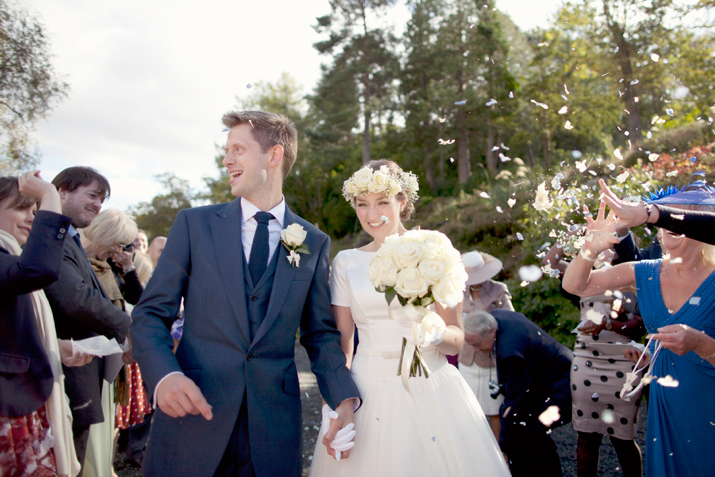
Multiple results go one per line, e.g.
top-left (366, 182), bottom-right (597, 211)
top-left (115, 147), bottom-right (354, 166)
top-left (342, 165), bottom-right (420, 203)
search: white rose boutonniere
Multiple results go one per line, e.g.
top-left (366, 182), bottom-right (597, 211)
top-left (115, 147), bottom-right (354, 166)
top-left (281, 224), bottom-right (310, 267)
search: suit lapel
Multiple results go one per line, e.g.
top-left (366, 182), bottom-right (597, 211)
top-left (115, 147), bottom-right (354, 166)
top-left (251, 207), bottom-right (298, 346)
top-left (210, 199), bottom-right (251, 343)
top-left (68, 235), bottom-right (106, 296)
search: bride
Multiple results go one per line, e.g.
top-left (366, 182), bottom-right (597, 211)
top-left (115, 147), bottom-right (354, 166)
top-left (309, 160), bottom-right (510, 476)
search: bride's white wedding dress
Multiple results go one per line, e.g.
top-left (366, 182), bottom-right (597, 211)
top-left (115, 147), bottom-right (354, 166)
top-left (309, 249), bottom-right (511, 476)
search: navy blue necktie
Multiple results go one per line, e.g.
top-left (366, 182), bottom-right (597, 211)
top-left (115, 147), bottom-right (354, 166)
top-left (249, 212), bottom-right (274, 283)
top-left (72, 234), bottom-right (87, 257)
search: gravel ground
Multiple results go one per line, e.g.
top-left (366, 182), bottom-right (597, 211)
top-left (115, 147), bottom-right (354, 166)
top-left (117, 341), bottom-right (647, 476)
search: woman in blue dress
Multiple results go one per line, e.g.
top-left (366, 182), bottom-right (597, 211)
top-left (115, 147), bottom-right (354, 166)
top-left (562, 183), bottom-right (715, 477)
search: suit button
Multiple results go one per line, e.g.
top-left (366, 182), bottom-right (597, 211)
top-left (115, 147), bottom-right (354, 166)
top-left (246, 354), bottom-right (254, 361)
top-left (59, 227), bottom-right (66, 233)
top-left (57, 234), bottom-right (64, 239)
top-left (250, 296), bottom-right (257, 301)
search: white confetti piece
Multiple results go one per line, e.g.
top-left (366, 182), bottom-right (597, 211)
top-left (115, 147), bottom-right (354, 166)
top-left (438, 138), bottom-right (455, 145)
top-left (674, 86), bottom-right (690, 99)
top-left (485, 98), bottom-right (498, 107)
top-left (666, 108), bottom-right (674, 116)
top-left (530, 99), bottom-right (549, 110)
top-left (607, 164), bottom-right (616, 171)
top-left (650, 53), bottom-right (660, 62)
top-left (508, 198), bottom-right (516, 208)
top-left (689, 297), bottom-right (701, 305)
top-left (613, 149), bottom-right (623, 160)
top-left (572, 150), bottom-right (583, 159)
top-left (516, 232), bottom-right (524, 240)
top-left (499, 153), bottom-right (511, 162)
top-left (496, 206), bottom-right (504, 213)
top-left (538, 406), bottom-right (561, 427)
top-left (509, 91), bottom-right (514, 98)
top-left (575, 160), bottom-right (587, 172)
top-left (518, 265), bottom-right (543, 282)
top-left (657, 375), bottom-right (679, 387)
top-left (558, 106), bottom-right (568, 114)
top-left (648, 153), bottom-right (659, 162)
top-left (616, 171), bottom-right (629, 183)
top-left (602, 409), bottom-right (615, 424)
top-left (479, 191), bottom-right (490, 198)
top-left (455, 100), bottom-right (467, 105)
top-left (585, 309), bottom-right (604, 325)
top-left (564, 120), bottom-right (574, 130)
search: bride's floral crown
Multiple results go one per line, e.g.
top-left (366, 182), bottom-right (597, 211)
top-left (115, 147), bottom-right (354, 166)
top-left (342, 165), bottom-right (420, 203)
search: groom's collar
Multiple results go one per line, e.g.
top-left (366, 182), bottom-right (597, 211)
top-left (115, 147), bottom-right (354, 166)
top-left (240, 196), bottom-right (286, 227)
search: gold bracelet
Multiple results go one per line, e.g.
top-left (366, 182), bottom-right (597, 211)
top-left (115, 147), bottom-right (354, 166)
top-left (579, 250), bottom-right (598, 262)
top-left (703, 350), bottom-right (715, 360)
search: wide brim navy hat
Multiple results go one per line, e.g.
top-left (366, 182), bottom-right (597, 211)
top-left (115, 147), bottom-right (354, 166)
top-left (646, 180), bottom-right (715, 206)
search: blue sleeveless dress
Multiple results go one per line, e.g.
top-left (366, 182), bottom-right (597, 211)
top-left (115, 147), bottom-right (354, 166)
top-left (634, 260), bottom-right (715, 477)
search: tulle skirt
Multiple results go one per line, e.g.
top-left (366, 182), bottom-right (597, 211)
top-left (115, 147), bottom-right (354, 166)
top-left (309, 347), bottom-right (510, 477)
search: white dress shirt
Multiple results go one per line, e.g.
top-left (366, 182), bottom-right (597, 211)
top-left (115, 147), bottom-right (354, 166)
top-left (240, 197), bottom-right (285, 265)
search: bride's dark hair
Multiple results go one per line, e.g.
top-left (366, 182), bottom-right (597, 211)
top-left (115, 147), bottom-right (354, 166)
top-left (365, 159), bottom-right (415, 221)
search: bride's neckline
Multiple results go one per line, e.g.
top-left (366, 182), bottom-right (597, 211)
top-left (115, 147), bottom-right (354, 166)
top-left (354, 247), bottom-right (377, 253)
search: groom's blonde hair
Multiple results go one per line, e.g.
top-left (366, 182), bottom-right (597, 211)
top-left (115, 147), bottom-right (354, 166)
top-left (221, 111), bottom-right (298, 179)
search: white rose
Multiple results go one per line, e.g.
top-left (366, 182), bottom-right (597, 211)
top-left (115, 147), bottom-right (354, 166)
top-left (418, 258), bottom-right (446, 285)
top-left (281, 224), bottom-right (307, 247)
top-left (368, 254), bottom-right (399, 289)
top-left (352, 167), bottom-right (374, 190)
top-left (533, 181), bottom-right (554, 212)
top-left (393, 240), bottom-right (423, 269)
top-left (368, 170), bottom-right (391, 194)
top-left (432, 266), bottom-right (467, 308)
top-left (394, 268), bottom-right (429, 301)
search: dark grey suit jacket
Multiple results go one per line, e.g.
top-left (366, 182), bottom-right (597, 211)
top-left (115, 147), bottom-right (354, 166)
top-left (44, 229), bottom-right (131, 428)
top-left (131, 199), bottom-right (360, 477)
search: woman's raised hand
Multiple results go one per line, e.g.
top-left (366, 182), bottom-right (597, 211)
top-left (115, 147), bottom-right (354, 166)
top-left (18, 170), bottom-right (62, 214)
top-left (598, 179), bottom-right (656, 228)
top-left (580, 201), bottom-right (621, 260)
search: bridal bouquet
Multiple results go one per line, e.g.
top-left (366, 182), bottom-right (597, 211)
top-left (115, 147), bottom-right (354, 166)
top-left (368, 230), bottom-right (467, 390)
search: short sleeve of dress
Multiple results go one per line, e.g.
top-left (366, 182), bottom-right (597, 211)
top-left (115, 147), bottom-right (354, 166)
top-left (330, 250), bottom-right (351, 307)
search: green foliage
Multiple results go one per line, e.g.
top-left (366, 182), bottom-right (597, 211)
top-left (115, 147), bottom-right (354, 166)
top-left (130, 173), bottom-right (193, 239)
top-left (0, 0), bottom-right (68, 175)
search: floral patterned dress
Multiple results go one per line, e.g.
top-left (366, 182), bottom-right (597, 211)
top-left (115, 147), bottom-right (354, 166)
top-left (0, 406), bottom-right (56, 476)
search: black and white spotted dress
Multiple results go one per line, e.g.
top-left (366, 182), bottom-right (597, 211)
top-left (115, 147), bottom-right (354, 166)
top-left (570, 295), bottom-right (642, 440)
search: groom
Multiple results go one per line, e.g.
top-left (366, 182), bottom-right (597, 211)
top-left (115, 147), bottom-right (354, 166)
top-left (131, 111), bottom-right (360, 476)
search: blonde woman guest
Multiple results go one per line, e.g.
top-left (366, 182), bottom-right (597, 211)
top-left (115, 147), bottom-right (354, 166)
top-left (81, 210), bottom-right (148, 477)
top-left (457, 250), bottom-right (513, 439)
top-left (563, 185), bottom-right (715, 477)
top-left (0, 172), bottom-right (91, 477)
top-left (309, 160), bottom-right (510, 477)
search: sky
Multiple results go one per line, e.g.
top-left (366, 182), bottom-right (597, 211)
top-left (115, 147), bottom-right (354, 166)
top-left (31, 0), bottom-right (564, 212)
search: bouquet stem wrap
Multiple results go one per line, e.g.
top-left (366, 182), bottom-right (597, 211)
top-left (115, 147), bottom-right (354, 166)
top-left (389, 304), bottom-right (433, 392)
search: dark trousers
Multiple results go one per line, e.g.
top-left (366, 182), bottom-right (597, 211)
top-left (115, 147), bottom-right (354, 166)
top-left (502, 425), bottom-right (562, 477)
top-left (214, 395), bottom-right (255, 477)
top-left (125, 411), bottom-right (153, 462)
top-left (72, 424), bottom-right (90, 474)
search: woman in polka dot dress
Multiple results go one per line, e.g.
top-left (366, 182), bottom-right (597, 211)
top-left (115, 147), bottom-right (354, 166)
top-left (545, 239), bottom-right (645, 477)
top-left (570, 293), bottom-right (645, 477)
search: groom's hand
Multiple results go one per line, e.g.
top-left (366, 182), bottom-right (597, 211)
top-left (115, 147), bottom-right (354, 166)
top-left (323, 399), bottom-right (356, 459)
top-left (157, 374), bottom-right (213, 420)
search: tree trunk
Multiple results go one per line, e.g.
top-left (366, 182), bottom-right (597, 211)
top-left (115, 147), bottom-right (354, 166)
top-left (362, 76), bottom-right (371, 165)
top-left (603, 0), bottom-right (643, 146)
top-left (485, 116), bottom-right (497, 174)
top-left (455, 70), bottom-right (471, 184)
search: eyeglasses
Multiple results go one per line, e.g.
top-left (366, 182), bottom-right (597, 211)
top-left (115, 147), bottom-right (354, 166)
top-left (620, 335), bottom-right (662, 401)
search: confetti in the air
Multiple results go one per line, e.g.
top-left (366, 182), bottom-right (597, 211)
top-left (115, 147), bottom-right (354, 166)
top-left (538, 406), bottom-right (561, 427)
top-left (438, 138), bottom-right (456, 145)
top-left (485, 98), bottom-right (498, 107)
top-left (575, 160), bottom-right (588, 172)
top-left (648, 153), bottom-right (659, 162)
top-left (246, 83), bottom-right (253, 89)
top-left (558, 106), bottom-right (568, 115)
top-left (690, 297), bottom-right (701, 306)
top-left (657, 375), bottom-right (679, 388)
top-left (616, 171), bottom-right (630, 183)
top-left (518, 265), bottom-right (543, 283)
top-left (564, 121), bottom-right (574, 130)
top-left (508, 198), bottom-right (517, 208)
top-left (674, 86), bottom-right (690, 100)
top-left (651, 53), bottom-right (660, 62)
top-left (455, 100), bottom-right (467, 105)
top-left (479, 191), bottom-right (490, 199)
top-left (531, 99), bottom-right (549, 110)
top-left (516, 232), bottom-right (524, 240)
top-left (613, 149), bottom-right (623, 160)
top-left (496, 206), bottom-right (504, 213)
